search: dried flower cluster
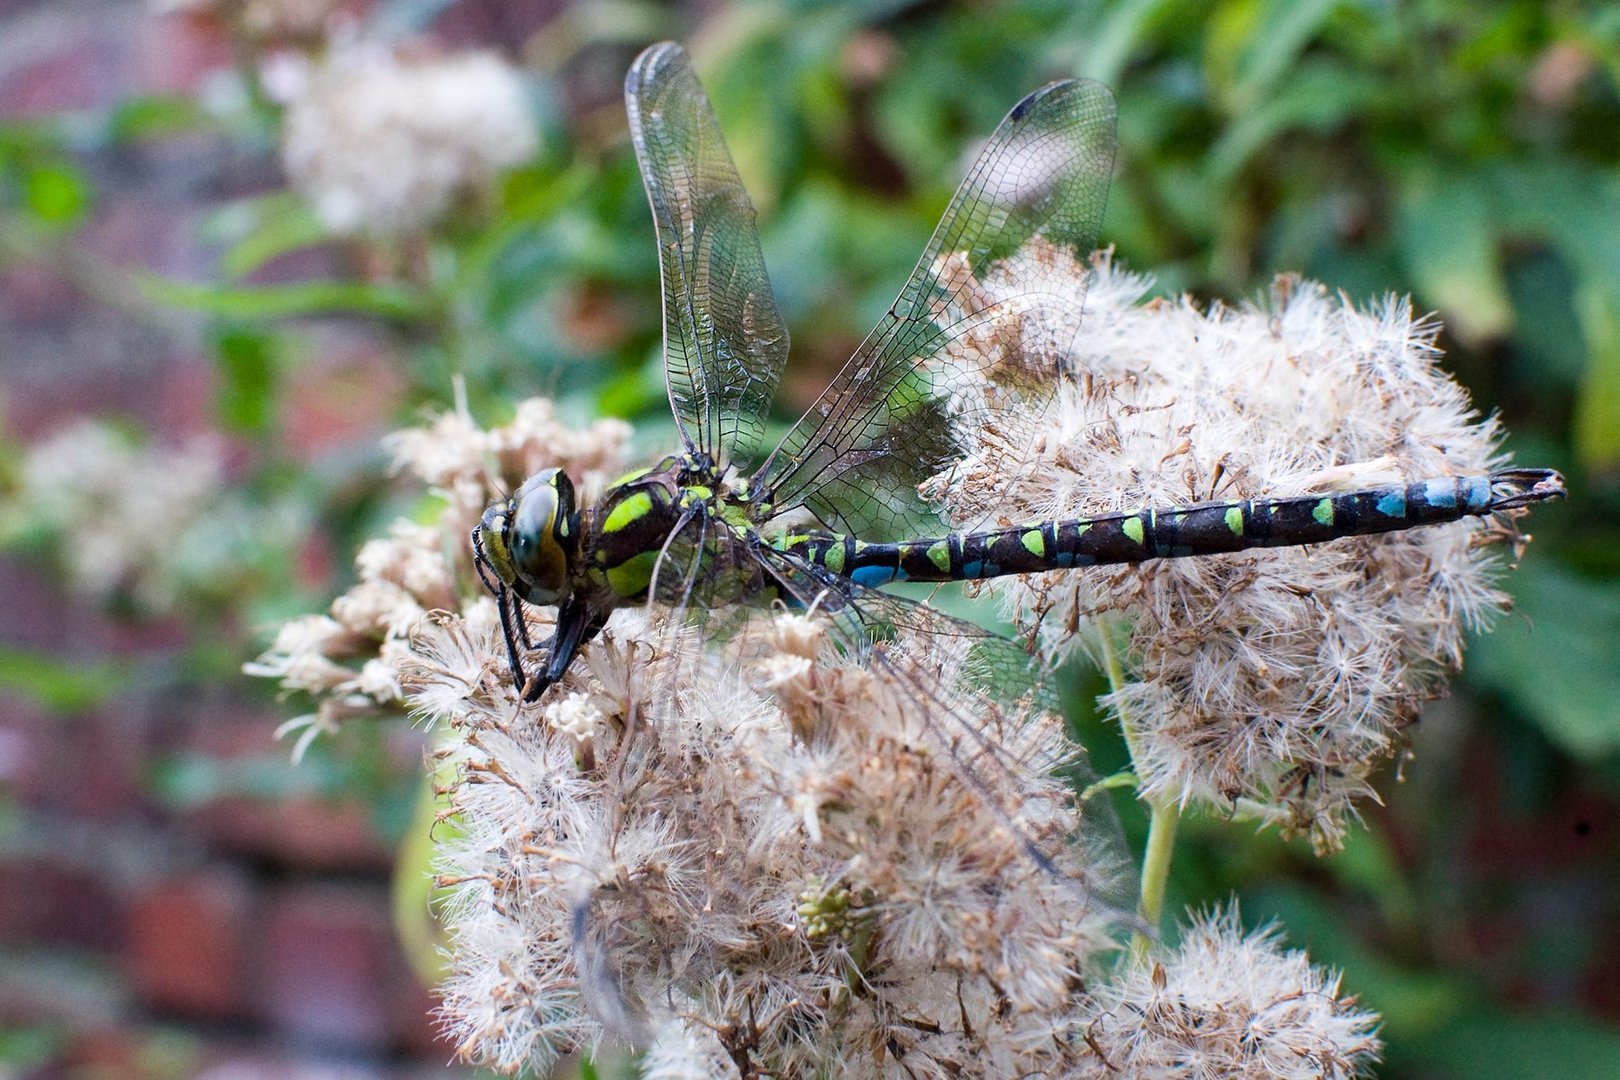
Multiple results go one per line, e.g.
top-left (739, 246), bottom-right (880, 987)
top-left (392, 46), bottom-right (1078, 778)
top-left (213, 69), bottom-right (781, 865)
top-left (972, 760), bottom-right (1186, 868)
top-left (244, 399), bottom-right (630, 758)
top-left (1081, 907), bottom-right (1381, 1077)
top-left (936, 250), bottom-right (1522, 850)
top-left (5, 419), bottom-right (243, 613)
top-left (281, 46), bottom-right (537, 234)
top-left (421, 603), bottom-right (1125, 1077)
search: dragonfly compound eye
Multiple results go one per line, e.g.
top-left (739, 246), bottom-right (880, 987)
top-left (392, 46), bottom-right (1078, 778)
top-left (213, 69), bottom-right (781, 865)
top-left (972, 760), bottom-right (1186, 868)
top-left (506, 468), bottom-right (577, 604)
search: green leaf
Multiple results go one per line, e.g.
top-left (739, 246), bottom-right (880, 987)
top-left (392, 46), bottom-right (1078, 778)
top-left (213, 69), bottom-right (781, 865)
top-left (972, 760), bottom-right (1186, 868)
top-left (213, 326), bottom-right (279, 435)
top-left (1228, 0), bottom-right (1346, 112)
top-left (0, 647), bottom-right (122, 713)
top-left (0, 1025), bottom-right (60, 1070)
top-left (1572, 283), bottom-right (1620, 471)
top-left (220, 198), bottom-right (329, 280)
top-left (1206, 59), bottom-right (1375, 183)
top-left (1468, 561), bottom-right (1620, 761)
top-left (1076, 0), bottom-right (1182, 88)
top-left (139, 274), bottom-right (425, 321)
top-left (23, 163), bottom-right (89, 226)
top-left (148, 750), bottom-right (341, 807)
top-left (104, 96), bottom-right (209, 143)
top-left (1395, 171), bottom-right (1514, 345)
top-left (393, 763), bottom-right (455, 985)
top-left (1391, 1010), bottom-right (1620, 1080)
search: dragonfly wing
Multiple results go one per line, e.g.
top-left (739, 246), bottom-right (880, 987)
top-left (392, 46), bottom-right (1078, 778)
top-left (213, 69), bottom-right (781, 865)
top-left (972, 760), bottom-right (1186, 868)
top-left (751, 544), bottom-right (1136, 916)
top-left (751, 79), bottom-right (1116, 540)
top-left (626, 42), bottom-right (790, 472)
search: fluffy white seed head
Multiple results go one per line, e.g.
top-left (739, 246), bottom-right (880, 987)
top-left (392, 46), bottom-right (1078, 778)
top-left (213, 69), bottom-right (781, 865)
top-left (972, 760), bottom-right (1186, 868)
top-left (1077, 907), bottom-right (1382, 1077)
top-left (421, 602), bottom-right (1131, 1076)
top-left (935, 252), bottom-right (1525, 849)
top-left (247, 388), bottom-right (1391, 1073)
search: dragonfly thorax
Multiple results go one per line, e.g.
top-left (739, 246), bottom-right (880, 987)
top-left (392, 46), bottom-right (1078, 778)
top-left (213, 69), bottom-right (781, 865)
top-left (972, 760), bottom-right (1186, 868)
top-left (586, 456), bottom-right (729, 602)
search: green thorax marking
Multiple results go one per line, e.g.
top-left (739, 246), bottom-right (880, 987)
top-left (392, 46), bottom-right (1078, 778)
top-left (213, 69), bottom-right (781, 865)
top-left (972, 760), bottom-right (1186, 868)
top-left (604, 549), bottom-right (660, 596)
top-left (603, 489), bottom-right (655, 533)
top-left (821, 537), bottom-right (846, 573)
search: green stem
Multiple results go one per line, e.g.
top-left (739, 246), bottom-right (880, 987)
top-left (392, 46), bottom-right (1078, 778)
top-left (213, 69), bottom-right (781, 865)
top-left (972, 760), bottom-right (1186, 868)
top-left (1096, 619), bottom-right (1180, 960)
top-left (1133, 797), bottom-right (1181, 959)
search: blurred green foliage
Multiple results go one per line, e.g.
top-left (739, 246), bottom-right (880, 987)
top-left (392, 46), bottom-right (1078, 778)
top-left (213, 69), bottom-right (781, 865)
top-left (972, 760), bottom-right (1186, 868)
top-left (1, 0), bottom-right (1617, 1074)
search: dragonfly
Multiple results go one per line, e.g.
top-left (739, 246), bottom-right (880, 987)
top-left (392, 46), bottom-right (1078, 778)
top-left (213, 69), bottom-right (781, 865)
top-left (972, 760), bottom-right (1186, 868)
top-left (472, 43), bottom-right (1564, 817)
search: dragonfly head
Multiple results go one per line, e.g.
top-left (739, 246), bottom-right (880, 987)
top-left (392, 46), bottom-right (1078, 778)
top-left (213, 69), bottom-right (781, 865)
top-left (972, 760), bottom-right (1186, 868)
top-left (475, 468), bottom-right (580, 605)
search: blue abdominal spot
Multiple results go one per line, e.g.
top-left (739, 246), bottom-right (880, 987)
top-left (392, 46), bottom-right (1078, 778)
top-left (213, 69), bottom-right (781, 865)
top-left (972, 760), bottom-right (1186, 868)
top-left (850, 565), bottom-right (898, 587)
top-left (1422, 478), bottom-right (1457, 509)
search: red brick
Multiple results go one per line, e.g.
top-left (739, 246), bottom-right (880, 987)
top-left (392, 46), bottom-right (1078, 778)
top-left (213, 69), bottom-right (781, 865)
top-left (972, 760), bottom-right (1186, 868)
top-left (0, 854), bottom-right (122, 951)
top-left (428, 0), bottom-right (555, 51)
top-left (80, 195), bottom-right (212, 279)
top-left (0, 261), bottom-right (81, 324)
top-left (397, 975), bottom-right (459, 1061)
top-left (0, 556), bottom-right (78, 653)
top-left (0, 690), bottom-right (50, 803)
top-left (0, 646), bottom-right (162, 826)
top-left (0, 33), bottom-right (121, 118)
top-left (255, 882), bottom-right (400, 1052)
top-left (127, 868), bottom-right (254, 1020)
top-left (133, 6), bottom-right (236, 98)
top-left (193, 795), bottom-right (397, 874)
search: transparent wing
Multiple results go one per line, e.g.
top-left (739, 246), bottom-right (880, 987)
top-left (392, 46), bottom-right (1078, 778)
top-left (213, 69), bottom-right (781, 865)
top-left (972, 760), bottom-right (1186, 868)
top-left (626, 42), bottom-right (790, 471)
top-left (751, 79), bottom-right (1116, 540)
top-left (751, 544), bottom-right (1137, 918)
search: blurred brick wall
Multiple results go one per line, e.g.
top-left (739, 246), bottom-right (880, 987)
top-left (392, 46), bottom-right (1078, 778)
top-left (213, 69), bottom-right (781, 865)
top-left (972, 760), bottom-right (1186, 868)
top-left (0, 2), bottom-right (539, 1076)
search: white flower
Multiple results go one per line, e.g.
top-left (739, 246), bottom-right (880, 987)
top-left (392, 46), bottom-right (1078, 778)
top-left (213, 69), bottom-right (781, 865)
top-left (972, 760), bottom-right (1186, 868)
top-left (282, 47), bottom-right (537, 234)
top-left (545, 691), bottom-right (604, 742)
top-left (643, 1015), bottom-right (739, 1080)
top-left (10, 420), bottom-right (227, 613)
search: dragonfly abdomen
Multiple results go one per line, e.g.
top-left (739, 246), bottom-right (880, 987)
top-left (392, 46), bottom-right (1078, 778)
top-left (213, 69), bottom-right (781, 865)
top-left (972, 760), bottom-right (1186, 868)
top-left (778, 471), bottom-right (1563, 586)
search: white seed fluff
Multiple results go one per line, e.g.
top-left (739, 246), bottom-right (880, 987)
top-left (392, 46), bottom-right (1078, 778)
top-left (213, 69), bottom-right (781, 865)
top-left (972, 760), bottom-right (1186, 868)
top-left (937, 252), bottom-right (1526, 850)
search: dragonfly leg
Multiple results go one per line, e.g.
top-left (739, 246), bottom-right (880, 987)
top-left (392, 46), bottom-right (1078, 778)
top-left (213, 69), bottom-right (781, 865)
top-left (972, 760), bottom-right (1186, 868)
top-left (493, 585), bottom-right (535, 698)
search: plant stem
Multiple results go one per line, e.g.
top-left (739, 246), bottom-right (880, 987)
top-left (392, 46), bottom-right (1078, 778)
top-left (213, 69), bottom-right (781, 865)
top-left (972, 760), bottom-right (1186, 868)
top-left (1133, 796), bottom-right (1181, 959)
top-left (1096, 619), bottom-right (1181, 959)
